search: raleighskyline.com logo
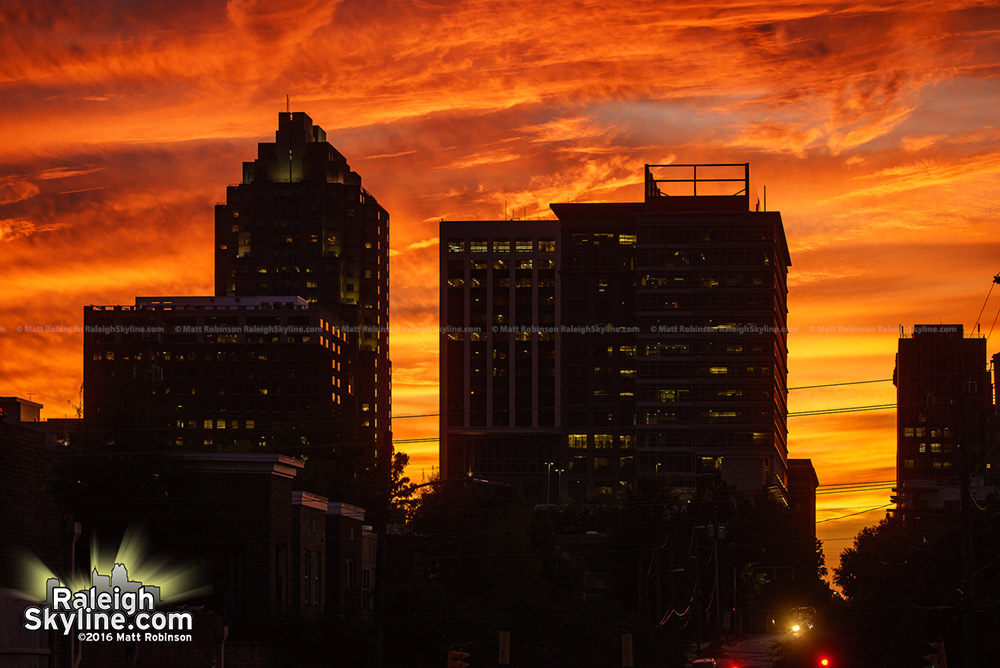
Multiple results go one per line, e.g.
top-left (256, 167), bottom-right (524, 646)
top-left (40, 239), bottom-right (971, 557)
top-left (22, 564), bottom-right (193, 641)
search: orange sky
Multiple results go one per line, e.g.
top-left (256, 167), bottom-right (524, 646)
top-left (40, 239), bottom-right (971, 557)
top-left (2, 0), bottom-right (999, 576)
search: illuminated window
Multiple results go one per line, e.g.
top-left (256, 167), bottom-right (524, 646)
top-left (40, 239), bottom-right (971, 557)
top-left (903, 427), bottom-right (915, 437)
top-left (470, 239), bottom-right (488, 253)
top-left (568, 434), bottom-right (588, 448)
top-left (448, 241), bottom-right (465, 253)
top-left (203, 420), bottom-right (213, 429)
top-left (618, 234), bottom-right (636, 246)
top-left (517, 260), bottom-right (533, 270)
top-left (493, 240), bottom-right (510, 253)
top-left (539, 239), bottom-right (556, 252)
top-left (516, 239), bottom-right (533, 252)
top-left (709, 367), bottom-right (728, 375)
top-left (594, 434), bottom-right (613, 448)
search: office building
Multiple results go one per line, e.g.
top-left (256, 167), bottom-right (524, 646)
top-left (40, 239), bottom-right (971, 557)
top-left (894, 324), bottom-right (992, 512)
top-left (441, 164), bottom-right (791, 502)
top-left (440, 221), bottom-right (561, 496)
top-left (214, 111), bottom-right (391, 467)
top-left (84, 296), bottom-right (353, 454)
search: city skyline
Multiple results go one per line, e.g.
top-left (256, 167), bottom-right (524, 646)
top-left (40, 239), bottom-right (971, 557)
top-left (2, 1), bottom-right (1000, 574)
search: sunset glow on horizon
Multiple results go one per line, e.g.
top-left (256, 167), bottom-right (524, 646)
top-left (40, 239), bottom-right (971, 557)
top-left (3, 0), bottom-right (999, 574)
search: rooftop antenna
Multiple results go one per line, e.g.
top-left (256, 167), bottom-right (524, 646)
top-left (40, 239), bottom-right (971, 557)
top-left (286, 95), bottom-right (290, 113)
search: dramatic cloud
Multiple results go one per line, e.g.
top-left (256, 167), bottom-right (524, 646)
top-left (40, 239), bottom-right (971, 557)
top-left (2, 0), bottom-right (999, 579)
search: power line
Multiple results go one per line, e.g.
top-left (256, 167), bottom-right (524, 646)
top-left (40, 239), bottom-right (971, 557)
top-left (788, 378), bottom-right (891, 390)
top-left (816, 503), bottom-right (893, 524)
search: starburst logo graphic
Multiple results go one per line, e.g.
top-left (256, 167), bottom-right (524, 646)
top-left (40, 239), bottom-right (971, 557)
top-left (15, 525), bottom-right (209, 643)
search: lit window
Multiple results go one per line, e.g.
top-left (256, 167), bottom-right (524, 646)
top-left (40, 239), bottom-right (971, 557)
top-left (470, 239), bottom-right (488, 253)
top-left (448, 241), bottom-right (465, 253)
top-left (516, 239), bottom-right (533, 252)
top-left (539, 239), bottom-right (556, 252)
top-left (709, 367), bottom-right (728, 375)
top-left (493, 240), bottom-right (510, 253)
top-left (568, 434), bottom-right (588, 448)
top-left (594, 434), bottom-right (613, 448)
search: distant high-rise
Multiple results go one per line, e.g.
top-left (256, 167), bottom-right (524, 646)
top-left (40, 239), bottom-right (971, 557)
top-left (894, 325), bottom-right (992, 512)
top-left (214, 111), bottom-right (391, 465)
top-left (441, 164), bottom-right (791, 502)
top-left (84, 112), bottom-right (390, 487)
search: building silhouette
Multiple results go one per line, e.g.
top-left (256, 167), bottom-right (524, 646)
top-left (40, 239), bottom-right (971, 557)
top-left (215, 111), bottom-right (391, 466)
top-left (84, 296), bottom-right (354, 453)
top-left (83, 112), bottom-right (390, 477)
top-left (894, 325), bottom-right (993, 512)
top-left (441, 164), bottom-right (791, 502)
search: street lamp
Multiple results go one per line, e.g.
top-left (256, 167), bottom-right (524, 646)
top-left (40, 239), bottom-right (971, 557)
top-left (555, 468), bottom-right (565, 503)
top-left (544, 461), bottom-right (554, 505)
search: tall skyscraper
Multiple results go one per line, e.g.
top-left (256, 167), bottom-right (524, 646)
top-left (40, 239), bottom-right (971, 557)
top-left (214, 111), bottom-right (391, 466)
top-left (894, 325), bottom-right (992, 512)
top-left (440, 221), bottom-right (562, 492)
top-left (441, 164), bottom-right (791, 502)
top-left (84, 112), bottom-right (391, 491)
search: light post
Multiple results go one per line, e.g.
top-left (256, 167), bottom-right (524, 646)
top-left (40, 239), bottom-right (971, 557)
top-left (689, 526), bottom-right (706, 655)
top-left (555, 468), bottom-right (565, 503)
top-left (544, 461), bottom-right (554, 505)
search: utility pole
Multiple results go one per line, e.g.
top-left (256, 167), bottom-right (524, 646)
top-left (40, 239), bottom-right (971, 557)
top-left (960, 381), bottom-right (978, 668)
top-left (961, 449), bottom-right (977, 668)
